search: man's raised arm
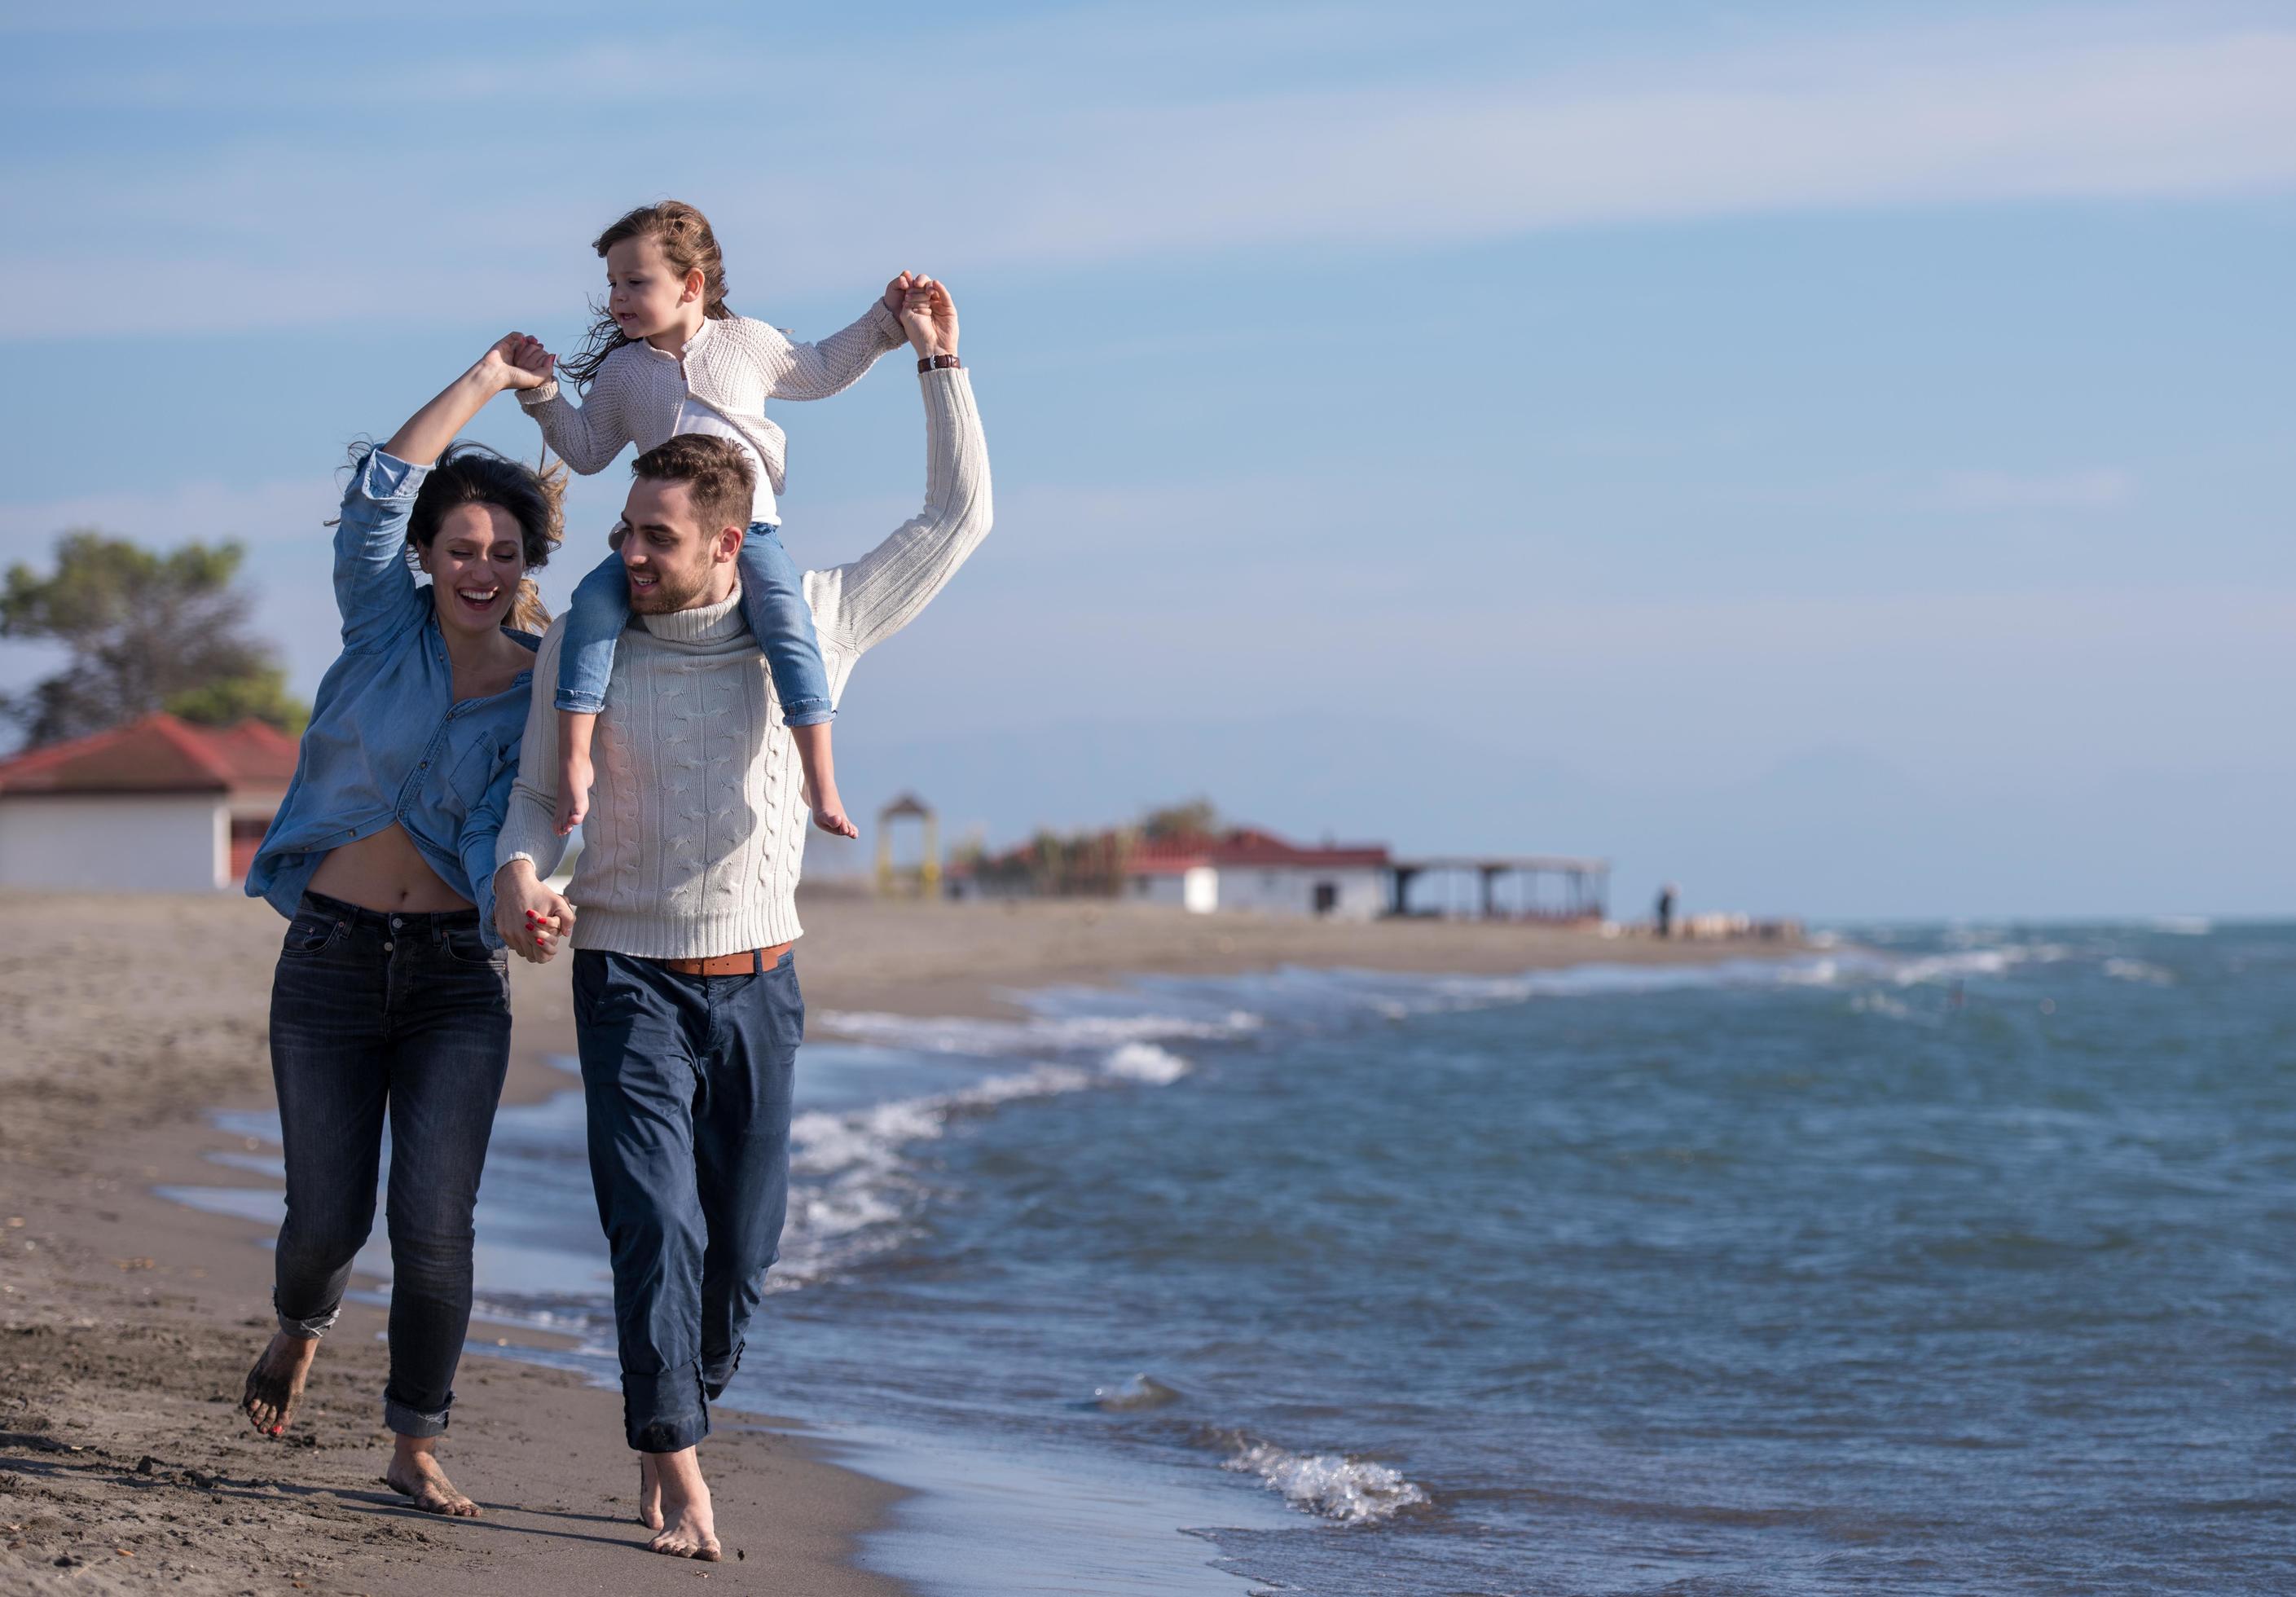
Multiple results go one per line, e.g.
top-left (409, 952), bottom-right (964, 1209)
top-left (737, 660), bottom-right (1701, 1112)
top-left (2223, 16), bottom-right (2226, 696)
top-left (809, 282), bottom-right (992, 659)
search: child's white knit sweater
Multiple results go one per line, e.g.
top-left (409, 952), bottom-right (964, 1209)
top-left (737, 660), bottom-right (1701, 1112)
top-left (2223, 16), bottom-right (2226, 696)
top-left (517, 301), bottom-right (907, 524)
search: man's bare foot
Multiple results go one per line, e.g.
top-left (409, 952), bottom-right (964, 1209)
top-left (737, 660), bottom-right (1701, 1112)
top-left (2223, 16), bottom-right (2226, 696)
top-left (384, 1437), bottom-right (482, 1518)
top-left (555, 745), bottom-right (594, 835)
top-left (644, 1447), bottom-right (720, 1560)
top-left (240, 1331), bottom-right (319, 1437)
top-left (636, 1453), bottom-right (664, 1529)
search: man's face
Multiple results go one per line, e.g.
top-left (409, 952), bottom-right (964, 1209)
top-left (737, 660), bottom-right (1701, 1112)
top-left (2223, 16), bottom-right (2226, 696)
top-left (618, 477), bottom-right (733, 613)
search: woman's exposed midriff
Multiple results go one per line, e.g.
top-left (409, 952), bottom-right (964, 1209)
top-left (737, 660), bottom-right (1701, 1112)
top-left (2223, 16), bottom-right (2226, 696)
top-left (306, 823), bottom-right (477, 915)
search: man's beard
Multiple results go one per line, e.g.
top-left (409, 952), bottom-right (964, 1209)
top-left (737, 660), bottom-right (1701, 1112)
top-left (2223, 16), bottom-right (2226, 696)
top-left (627, 561), bottom-right (715, 614)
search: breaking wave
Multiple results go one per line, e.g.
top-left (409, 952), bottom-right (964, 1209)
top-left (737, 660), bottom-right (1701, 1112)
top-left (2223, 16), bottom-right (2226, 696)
top-left (1221, 1436), bottom-right (1432, 1524)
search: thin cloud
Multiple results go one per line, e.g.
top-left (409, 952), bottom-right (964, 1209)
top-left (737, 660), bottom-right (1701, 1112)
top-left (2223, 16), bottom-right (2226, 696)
top-left (1937, 469), bottom-right (2135, 510)
top-left (3, 11), bottom-right (2293, 338)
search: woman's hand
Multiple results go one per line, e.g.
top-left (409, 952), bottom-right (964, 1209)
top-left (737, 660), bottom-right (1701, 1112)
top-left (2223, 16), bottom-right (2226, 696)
top-left (383, 335), bottom-right (549, 464)
top-left (493, 859), bottom-right (575, 962)
top-left (882, 271), bottom-right (918, 318)
top-left (483, 332), bottom-right (554, 392)
top-left (901, 279), bottom-right (958, 359)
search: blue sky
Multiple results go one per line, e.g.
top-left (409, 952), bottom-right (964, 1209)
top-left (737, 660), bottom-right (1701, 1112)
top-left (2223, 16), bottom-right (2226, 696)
top-left (2, 1), bottom-right (2289, 917)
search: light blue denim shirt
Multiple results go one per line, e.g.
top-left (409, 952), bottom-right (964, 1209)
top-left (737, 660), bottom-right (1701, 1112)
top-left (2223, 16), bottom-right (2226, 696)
top-left (245, 447), bottom-right (539, 946)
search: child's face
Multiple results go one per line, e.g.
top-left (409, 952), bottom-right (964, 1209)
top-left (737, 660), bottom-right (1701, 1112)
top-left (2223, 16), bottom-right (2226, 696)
top-left (604, 235), bottom-right (697, 341)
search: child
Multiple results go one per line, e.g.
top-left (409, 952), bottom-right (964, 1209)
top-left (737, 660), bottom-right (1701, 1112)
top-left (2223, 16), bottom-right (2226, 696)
top-left (507, 200), bottom-right (915, 838)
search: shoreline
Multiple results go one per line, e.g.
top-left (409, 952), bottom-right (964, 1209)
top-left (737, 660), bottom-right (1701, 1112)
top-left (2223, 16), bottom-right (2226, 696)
top-left (0, 891), bottom-right (1813, 1595)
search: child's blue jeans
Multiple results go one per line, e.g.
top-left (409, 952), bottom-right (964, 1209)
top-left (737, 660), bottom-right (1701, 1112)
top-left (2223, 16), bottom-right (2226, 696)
top-left (556, 524), bottom-right (834, 726)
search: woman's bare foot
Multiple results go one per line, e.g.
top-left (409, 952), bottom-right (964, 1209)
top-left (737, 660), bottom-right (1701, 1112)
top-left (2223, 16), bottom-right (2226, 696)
top-left (636, 1453), bottom-right (664, 1529)
top-left (384, 1436), bottom-right (482, 1518)
top-left (240, 1331), bottom-right (319, 1437)
top-left (644, 1448), bottom-right (720, 1560)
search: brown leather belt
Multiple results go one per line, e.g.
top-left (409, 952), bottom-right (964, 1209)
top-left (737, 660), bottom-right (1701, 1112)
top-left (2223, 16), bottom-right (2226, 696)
top-left (645, 941), bottom-right (794, 978)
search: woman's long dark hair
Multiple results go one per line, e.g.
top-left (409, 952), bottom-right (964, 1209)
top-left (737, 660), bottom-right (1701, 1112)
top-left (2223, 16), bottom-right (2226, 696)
top-left (559, 200), bottom-right (735, 394)
top-left (404, 446), bottom-right (565, 632)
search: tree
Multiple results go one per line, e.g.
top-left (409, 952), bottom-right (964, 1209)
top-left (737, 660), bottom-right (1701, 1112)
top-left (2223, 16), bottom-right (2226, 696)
top-left (1141, 798), bottom-right (1219, 842)
top-left (0, 530), bottom-right (310, 747)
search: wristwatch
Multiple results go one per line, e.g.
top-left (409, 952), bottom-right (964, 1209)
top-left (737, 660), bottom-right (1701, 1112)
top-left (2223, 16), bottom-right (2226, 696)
top-left (917, 354), bottom-right (963, 372)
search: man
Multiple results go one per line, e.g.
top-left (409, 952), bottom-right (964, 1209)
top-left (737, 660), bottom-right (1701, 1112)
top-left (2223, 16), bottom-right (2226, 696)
top-left (491, 280), bottom-right (983, 1561)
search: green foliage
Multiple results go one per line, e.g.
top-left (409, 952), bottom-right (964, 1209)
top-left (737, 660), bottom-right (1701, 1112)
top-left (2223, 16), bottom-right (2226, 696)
top-left (0, 528), bottom-right (310, 746)
top-left (1141, 798), bottom-right (1218, 842)
top-left (166, 667), bottom-right (311, 739)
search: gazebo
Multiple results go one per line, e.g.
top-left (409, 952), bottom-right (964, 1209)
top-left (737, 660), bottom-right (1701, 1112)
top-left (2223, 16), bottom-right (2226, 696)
top-left (873, 792), bottom-right (940, 897)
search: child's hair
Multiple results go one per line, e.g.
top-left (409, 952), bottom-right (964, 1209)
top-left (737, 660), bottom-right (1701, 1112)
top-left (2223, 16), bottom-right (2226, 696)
top-left (560, 200), bottom-right (734, 394)
top-left (406, 445), bottom-right (565, 633)
top-left (631, 434), bottom-right (757, 537)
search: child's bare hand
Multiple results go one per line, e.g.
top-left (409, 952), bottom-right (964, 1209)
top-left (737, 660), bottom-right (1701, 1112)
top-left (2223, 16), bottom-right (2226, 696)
top-left (500, 333), bottom-right (556, 388)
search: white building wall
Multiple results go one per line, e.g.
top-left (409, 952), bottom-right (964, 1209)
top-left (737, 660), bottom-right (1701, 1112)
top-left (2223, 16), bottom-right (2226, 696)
top-left (1206, 864), bottom-right (1386, 921)
top-left (1126, 872), bottom-right (1190, 908)
top-left (0, 794), bottom-right (228, 892)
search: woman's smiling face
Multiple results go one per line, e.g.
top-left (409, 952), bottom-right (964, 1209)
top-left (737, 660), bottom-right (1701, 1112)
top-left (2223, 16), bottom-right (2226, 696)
top-left (418, 502), bottom-right (526, 640)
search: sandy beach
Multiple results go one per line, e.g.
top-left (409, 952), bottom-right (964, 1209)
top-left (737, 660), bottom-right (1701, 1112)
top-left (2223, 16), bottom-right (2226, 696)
top-left (0, 890), bottom-right (1803, 1595)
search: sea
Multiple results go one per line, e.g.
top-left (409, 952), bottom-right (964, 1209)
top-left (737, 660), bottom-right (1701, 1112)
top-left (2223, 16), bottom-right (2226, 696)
top-left (166, 921), bottom-right (2296, 1595)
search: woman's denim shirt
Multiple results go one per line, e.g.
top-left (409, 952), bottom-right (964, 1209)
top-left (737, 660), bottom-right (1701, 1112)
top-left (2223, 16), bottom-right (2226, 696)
top-left (245, 447), bottom-right (539, 946)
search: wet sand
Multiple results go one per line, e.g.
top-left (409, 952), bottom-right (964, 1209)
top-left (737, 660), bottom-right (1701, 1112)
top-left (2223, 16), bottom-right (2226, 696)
top-left (0, 890), bottom-right (1803, 1594)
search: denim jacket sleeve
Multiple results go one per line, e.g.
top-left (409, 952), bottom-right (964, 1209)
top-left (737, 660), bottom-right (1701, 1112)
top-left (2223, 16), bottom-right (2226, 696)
top-left (460, 750), bottom-right (521, 948)
top-left (334, 447), bottom-right (432, 652)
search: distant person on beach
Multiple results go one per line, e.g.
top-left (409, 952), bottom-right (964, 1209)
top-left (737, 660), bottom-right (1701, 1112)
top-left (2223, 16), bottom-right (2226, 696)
top-left (238, 338), bottom-right (565, 1516)
top-left (491, 278), bottom-right (985, 1562)
top-left (500, 199), bottom-right (918, 843)
top-left (1656, 883), bottom-right (1677, 938)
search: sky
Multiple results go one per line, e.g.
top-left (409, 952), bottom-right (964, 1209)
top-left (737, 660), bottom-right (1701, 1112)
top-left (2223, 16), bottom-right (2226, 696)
top-left (0, 1), bottom-right (2289, 919)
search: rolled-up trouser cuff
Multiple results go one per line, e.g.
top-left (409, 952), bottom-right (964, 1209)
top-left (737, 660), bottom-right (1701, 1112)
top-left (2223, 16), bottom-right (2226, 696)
top-left (553, 689), bottom-right (607, 715)
top-left (385, 1394), bottom-right (451, 1439)
top-left (781, 697), bottom-right (835, 728)
top-left (276, 1304), bottom-right (339, 1340)
top-left (702, 1342), bottom-right (742, 1402)
top-left (623, 1362), bottom-right (711, 1453)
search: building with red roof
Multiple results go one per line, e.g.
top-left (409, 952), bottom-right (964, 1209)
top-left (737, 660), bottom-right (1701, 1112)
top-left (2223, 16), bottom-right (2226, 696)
top-left (0, 712), bottom-right (299, 891)
top-left (951, 824), bottom-right (1396, 919)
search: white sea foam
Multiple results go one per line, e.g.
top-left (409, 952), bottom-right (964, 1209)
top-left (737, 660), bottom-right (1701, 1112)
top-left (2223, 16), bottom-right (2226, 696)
top-left (1222, 1438), bottom-right (1431, 1524)
top-left (1853, 992), bottom-right (1912, 1019)
top-left (2103, 957), bottom-right (2175, 986)
top-left (819, 1008), bottom-right (1260, 1055)
top-left (1102, 1041), bottom-right (1192, 1084)
top-left (2151, 916), bottom-right (2213, 935)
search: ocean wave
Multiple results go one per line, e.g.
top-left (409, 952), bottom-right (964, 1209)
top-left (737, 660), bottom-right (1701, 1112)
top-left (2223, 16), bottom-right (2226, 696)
top-left (1221, 1437), bottom-right (1431, 1524)
top-left (1102, 1041), bottom-right (1192, 1084)
top-left (2103, 957), bottom-right (2175, 985)
top-left (1092, 1373), bottom-right (1184, 1411)
top-left (818, 1008), bottom-right (1260, 1055)
top-left (2152, 916), bottom-right (2213, 935)
top-left (777, 1046), bottom-right (1197, 1287)
top-left (1889, 944), bottom-right (2068, 987)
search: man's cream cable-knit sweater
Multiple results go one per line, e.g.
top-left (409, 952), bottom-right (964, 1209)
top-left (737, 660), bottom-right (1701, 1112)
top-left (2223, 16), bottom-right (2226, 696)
top-left (495, 367), bottom-right (990, 957)
top-left (517, 301), bottom-right (907, 525)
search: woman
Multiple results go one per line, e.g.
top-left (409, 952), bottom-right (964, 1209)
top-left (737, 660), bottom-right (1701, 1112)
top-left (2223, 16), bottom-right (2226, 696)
top-left (239, 336), bottom-right (574, 1517)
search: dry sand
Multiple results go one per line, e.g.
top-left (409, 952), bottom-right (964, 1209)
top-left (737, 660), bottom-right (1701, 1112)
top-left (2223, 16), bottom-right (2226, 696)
top-left (0, 890), bottom-right (1804, 1595)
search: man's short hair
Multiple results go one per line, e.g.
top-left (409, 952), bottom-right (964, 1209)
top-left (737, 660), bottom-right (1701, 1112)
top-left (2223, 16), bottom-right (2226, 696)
top-left (630, 435), bottom-right (755, 535)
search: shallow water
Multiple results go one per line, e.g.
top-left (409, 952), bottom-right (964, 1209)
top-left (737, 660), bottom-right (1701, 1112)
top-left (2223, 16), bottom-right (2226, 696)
top-left (171, 923), bottom-right (2296, 1594)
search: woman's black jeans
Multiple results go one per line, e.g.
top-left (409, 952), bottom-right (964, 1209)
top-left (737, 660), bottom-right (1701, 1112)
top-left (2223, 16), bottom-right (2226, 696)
top-left (267, 891), bottom-right (512, 1437)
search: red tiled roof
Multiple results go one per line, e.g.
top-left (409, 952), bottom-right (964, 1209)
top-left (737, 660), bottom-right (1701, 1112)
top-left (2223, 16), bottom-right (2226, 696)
top-left (0, 712), bottom-right (299, 796)
top-left (1129, 829), bottom-right (1389, 874)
